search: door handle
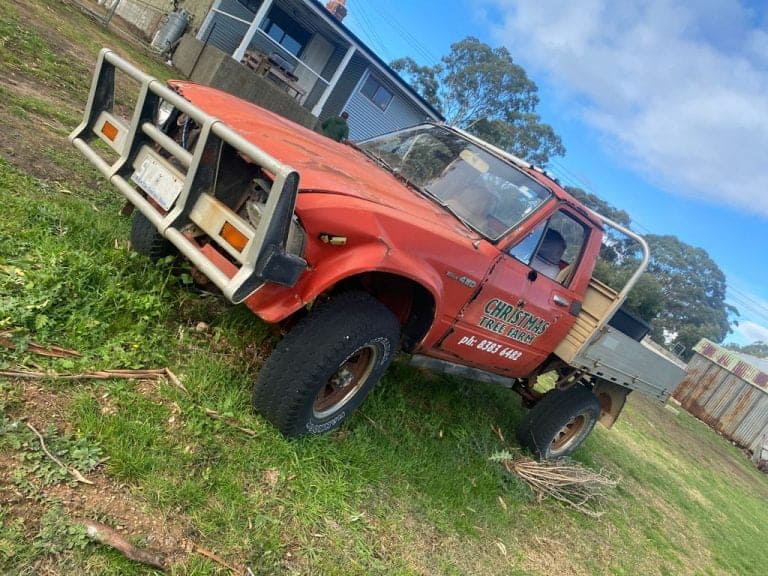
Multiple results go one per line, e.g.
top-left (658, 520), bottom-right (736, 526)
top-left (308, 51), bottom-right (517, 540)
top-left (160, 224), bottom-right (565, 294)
top-left (553, 294), bottom-right (569, 307)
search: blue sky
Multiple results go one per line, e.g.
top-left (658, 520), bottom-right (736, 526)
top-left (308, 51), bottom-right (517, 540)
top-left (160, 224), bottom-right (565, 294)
top-left (344, 0), bottom-right (768, 346)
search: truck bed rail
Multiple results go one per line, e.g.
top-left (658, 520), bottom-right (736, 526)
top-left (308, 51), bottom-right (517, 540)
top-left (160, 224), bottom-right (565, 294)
top-left (69, 49), bottom-right (305, 303)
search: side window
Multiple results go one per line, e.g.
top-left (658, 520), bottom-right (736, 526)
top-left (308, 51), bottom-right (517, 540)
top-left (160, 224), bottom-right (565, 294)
top-left (508, 220), bottom-right (546, 264)
top-left (360, 74), bottom-right (394, 111)
top-left (506, 211), bottom-right (589, 286)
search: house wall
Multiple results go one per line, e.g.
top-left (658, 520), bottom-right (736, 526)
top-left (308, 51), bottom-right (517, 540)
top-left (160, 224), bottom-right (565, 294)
top-left (675, 339), bottom-right (768, 457)
top-left (318, 52), bottom-right (367, 122)
top-left (199, 0), bottom-right (255, 54)
top-left (106, 0), bottom-right (436, 137)
top-left (342, 68), bottom-right (432, 141)
top-left (173, 34), bottom-right (317, 129)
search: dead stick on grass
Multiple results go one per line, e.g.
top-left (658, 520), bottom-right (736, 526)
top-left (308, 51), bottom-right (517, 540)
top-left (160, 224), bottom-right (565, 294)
top-left (83, 520), bottom-right (166, 571)
top-left (0, 332), bottom-right (81, 358)
top-left (25, 422), bottom-right (94, 485)
top-left (195, 546), bottom-right (243, 573)
top-left (204, 408), bottom-right (257, 437)
top-left (0, 368), bottom-right (168, 381)
top-left (502, 456), bottom-right (618, 518)
top-left (164, 367), bottom-right (188, 393)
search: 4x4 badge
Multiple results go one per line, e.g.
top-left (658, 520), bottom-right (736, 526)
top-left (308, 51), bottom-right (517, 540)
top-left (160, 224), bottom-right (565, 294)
top-left (446, 271), bottom-right (477, 288)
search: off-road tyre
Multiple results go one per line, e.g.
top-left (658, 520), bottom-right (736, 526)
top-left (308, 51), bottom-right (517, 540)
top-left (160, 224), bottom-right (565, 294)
top-left (130, 211), bottom-right (175, 261)
top-left (252, 292), bottom-right (401, 437)
top-left (517, 385), bottom-right (601, 460)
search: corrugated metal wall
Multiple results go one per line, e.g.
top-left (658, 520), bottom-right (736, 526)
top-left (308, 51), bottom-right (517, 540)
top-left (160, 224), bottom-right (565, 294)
top-left (319, 52), bottom-right (367, 122)
top-left (343, 69), bottom-right (432, 141)
top-left (675, 339), bottom-right (768, 455)
top-left (200, 0), bottom-right (255, 55)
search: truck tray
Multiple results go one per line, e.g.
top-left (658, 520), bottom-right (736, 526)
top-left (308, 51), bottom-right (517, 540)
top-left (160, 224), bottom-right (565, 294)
top-left (571, 326), bottom-right (685, 401)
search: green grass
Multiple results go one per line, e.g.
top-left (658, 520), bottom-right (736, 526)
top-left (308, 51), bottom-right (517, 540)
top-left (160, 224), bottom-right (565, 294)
top-left (1, 1), bottom-right (767, 574)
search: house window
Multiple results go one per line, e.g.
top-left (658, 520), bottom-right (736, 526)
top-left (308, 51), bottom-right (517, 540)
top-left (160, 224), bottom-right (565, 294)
top-left (361, 74), bottom-right (393, 111)
top-left (261, 6), bottom-right (310, 57)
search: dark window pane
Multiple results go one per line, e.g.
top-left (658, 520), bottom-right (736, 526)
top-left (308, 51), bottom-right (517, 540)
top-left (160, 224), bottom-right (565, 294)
top-left (261, 7), bottom-right (310, 57)
top-left (361, 76), bottom-right (378, 99)
top-left (372, 87), bottom-right (393, 110)
top-left (361, 75), bottom-right (393, 111)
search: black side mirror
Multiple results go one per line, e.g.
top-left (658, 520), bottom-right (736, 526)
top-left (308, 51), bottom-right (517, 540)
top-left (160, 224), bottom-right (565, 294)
top-left (527, 269), bottom-right (538, 282)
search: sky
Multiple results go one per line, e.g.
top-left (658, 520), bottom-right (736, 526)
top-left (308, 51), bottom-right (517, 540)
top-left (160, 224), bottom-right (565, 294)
top-left (343, 0), bottom-right (768, 346)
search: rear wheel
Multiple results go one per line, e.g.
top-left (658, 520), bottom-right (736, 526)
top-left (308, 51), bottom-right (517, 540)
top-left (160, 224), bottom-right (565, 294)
top-left (130, 211), bottom-right (174, 261)
top-left (517, 385), bottom-right (601, 459)
top-left (252, 292), bottom-right (400, 437)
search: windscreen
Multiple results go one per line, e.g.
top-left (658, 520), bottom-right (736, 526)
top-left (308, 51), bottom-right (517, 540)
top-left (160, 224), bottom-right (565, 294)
top-left (358, 125), bottom-right (553, 239)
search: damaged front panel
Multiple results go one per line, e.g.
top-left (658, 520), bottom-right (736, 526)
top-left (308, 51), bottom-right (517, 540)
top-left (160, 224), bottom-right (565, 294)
top-left (69, 49), bottom-right (306, 303)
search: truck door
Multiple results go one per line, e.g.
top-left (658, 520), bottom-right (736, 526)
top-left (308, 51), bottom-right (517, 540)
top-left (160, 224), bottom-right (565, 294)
top-left (437, 209), bottom-right (591, 377)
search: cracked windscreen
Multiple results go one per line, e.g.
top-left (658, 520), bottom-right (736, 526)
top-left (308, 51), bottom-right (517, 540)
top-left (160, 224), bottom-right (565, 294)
top-left (357, 125), bottom-right (552, 240)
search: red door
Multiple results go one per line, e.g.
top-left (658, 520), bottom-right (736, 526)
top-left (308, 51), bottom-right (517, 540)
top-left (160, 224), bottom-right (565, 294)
top-left (436, 207), bottom-right (592, 377)
top-left (437, 254), bottom-right (578, 376)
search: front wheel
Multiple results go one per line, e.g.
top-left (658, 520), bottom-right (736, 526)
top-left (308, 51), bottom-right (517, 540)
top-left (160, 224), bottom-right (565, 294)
top-left (517, 385), bottom-right (601, 459)
top-left (252, 292), bottom-right (400, 437)
top-left (130, 211), bottom-right (175, 261)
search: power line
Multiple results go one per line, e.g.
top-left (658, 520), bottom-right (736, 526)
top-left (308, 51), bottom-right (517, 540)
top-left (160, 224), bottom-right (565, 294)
top-left (546, 162), bottom-right (768, 328)
top-left (727, 287), bottom-right (768, 321)
top-left (347, 4), bottom-right (392, 61)
top-left (355, 0), bottom-right (441, 66)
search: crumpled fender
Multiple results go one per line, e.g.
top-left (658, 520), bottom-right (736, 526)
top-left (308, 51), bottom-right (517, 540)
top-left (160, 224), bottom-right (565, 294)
top-left (244, 236), bottom-right (445, 325)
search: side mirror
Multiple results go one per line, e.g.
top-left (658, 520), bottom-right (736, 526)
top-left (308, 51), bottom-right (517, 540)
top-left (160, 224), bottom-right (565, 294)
top-left (527, 269), bottom-right (538, 282)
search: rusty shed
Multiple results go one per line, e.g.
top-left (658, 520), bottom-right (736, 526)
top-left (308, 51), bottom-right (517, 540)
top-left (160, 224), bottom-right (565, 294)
top-left (675, 339), bottom-right (768, 460)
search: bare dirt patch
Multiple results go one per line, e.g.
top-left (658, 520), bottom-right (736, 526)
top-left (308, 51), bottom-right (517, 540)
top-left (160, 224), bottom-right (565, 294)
top-left (0, 380), bottom-right (198, 570)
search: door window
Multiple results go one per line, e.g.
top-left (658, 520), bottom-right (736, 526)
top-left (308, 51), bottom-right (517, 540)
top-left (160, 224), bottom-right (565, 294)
top-left (507, 211), bottom-right (589, 286)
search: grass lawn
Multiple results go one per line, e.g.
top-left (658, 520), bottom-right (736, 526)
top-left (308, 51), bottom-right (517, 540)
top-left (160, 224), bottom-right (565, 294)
top-left (1, 1), bottom-right (767, 574)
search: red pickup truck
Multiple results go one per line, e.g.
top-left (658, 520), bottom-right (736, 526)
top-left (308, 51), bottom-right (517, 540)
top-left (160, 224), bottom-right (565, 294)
top-left (70, 50), bottom-right (685, 459)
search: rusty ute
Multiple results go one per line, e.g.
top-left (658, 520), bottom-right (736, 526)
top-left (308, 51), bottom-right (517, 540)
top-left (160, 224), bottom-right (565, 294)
top-left (70, 49), bottom-right (686, 458)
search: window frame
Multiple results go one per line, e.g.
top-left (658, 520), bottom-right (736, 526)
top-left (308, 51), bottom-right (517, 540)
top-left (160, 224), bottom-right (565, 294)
top-left (261, 6), bottom-right (310, 57)
top-left (506, 209), bottom-right (591, 287)
top-left (360, 74), bottom-right (394, 111)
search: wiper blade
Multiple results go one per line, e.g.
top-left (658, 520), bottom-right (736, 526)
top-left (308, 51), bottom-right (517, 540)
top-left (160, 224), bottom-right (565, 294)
top-left (354, 145), bottom-right (394, 172)
top-left (422, 187), bottom-right (479, 233)
top-left (354, 146), bottom-right (429, 193)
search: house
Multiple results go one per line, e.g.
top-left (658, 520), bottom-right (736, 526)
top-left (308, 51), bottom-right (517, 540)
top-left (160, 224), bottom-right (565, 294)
top-left (100, 0), bottom-right (444, 140)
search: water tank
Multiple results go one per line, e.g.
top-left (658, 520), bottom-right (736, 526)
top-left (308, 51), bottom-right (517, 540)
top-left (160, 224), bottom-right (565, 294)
top-left (151, 10), bottom-right (189, 52)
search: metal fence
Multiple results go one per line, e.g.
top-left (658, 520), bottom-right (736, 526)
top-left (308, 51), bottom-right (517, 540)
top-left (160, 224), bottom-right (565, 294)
top-left (675, 339), bottom-right (768, 461)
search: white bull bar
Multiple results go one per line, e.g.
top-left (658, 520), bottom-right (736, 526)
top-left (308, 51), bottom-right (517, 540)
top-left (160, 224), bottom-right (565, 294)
top-left (69, 48), bottom-right (306, 303)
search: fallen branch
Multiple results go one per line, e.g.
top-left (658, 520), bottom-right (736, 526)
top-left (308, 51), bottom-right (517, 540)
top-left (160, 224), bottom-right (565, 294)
top-left (195, 546), bottom-right (243, 573)
top-left (25, 422), bottom-right (94, 485)
top-left (493, 452), bottom-right (618, 517)
top-left (0, 331), bottom-right (81, 358)
top-left (83, 520), bottom-right (166, 571)
top-left (164, 367), bottom-right (188, 393)
top-left (205, 408), bottom-right (257, 437)
top-left (0, 368), bottom-right (169, 381)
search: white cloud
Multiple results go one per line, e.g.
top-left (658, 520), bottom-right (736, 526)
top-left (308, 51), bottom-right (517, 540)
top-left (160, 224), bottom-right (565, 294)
top-left (735, 320), bottom-right (768, 344)
top-left (484, 0), bottom-right (768, 216)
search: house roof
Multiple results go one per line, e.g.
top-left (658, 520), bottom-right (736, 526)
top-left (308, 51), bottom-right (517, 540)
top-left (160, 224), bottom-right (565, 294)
top-left (304, 0), bottom-right (444, 121)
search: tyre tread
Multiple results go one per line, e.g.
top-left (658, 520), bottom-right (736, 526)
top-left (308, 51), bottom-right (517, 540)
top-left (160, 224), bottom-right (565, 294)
top-left (253, 292), bottom-right (400, 437)
top-left (517, 385), bottom-right (600, 459)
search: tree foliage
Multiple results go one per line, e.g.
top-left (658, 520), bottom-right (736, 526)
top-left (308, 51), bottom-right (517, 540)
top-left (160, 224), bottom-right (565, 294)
top-left (645, 235), bottom-right (735, 350)
top-left (725, 341), bottom-right (768, 359)
top-left (565, 187), bottom-right (735, 350)
top-left (391, 37), bottom-right (565, 165)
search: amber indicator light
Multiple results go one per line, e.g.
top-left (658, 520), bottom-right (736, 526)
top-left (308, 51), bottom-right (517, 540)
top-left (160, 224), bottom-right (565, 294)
top-left (220, 222), bottom-right (248, 252)
top-left (101, 120), bottom-right (119, 142)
